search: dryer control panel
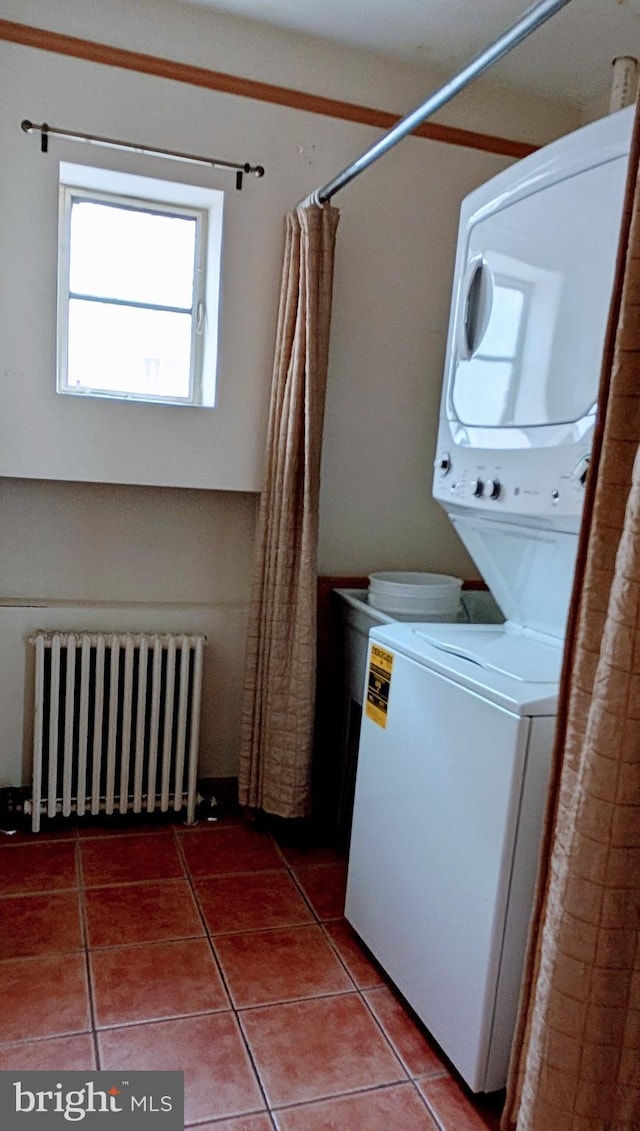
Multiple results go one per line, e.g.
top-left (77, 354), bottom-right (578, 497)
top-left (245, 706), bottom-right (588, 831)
top-left (432, 107), bottom-right (631, 536)
top-left (433, 442), bottom-right (591, 525)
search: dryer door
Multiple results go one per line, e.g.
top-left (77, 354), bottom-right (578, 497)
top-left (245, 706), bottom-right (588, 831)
top-left (450, 154), bottom-right (628, 430)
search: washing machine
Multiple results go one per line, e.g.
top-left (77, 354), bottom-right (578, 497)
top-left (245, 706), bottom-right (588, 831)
top-left (345, 105), bottom-right (634, 1093)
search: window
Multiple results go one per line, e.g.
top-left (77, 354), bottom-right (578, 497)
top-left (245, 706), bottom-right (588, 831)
top-left (57, 164), bottom-right (223, 407)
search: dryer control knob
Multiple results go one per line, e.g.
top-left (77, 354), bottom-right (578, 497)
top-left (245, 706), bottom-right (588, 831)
top-left (486, 478), bottom-right (501, 500)
top-left (472, 478), bottom-right (485, 498)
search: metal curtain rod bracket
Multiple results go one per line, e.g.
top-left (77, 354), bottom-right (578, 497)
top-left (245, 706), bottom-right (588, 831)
top-left (301, 0), bottom-right (572, 206)
top-left (20, 119), bottom-right (265, 189)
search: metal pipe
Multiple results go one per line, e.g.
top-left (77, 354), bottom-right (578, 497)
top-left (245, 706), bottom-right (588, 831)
top-left (21, 119), bottom-right (265, 180)
top-left (307, 0), bottom-right (572, 205)
top-left (609, 56), bottom-right (638, 114)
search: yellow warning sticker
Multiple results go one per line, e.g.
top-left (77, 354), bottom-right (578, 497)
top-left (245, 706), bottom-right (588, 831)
top-left (365, 644), bottom-right (393, 728)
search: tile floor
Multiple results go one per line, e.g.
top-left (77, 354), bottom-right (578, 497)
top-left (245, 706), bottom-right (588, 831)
top-left (0, 817), bottom-right (505, 1130)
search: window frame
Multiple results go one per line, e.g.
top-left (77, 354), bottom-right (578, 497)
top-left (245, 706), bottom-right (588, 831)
top-left (57, 183), bottom-right (209, 407)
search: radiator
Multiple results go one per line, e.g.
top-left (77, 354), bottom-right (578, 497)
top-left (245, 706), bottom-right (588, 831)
top-left (28, 631), bottom-right (206, 833)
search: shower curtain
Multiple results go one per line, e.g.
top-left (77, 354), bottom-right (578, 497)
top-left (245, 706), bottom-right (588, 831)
top-left (503, 98), bottom-right (640, 1130)
top-left (238, 203), bottom-right (340, 819)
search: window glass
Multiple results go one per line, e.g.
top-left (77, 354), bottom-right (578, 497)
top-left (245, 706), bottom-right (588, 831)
top-left (69, 200), bottom-right (196, 309)
top-left (67, 300), bottom-right (192, 399)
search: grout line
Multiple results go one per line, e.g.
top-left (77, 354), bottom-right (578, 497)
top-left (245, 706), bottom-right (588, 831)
top-left (419, 1093), bottom-right (448, 1131)
top-left (317, 920), bottom-right (372, 989)
top-left (77, 874), bottom-right (196, 893)
top-left (84, 932), bottom-right (206, 953)
top-left (93, 1003), bottom-right (234, 1033)
top-left (183, 1112), bottom-right (277, 1130)
top-left (84, 934), bottom-right (212, 953)
top-left (75, 840), bottom-right (87, 949)
top-left (172, 832), bottom-right (227, 978)
top-left (408, 1076), bottom-right (449, 1131)
top-left (278, 853), bottom-right (334, 924)
top-left (74, 837), bottom-right (101, 1070)
top-left (269, 1077), bottom-right (429, 1115)
top-left (358, 984), bottom-right (452, 1086)
top-left (186, 916), bottom-right (317, 939)
top-left (173, 825), bottom-right (190, 882)
top-left (0, 835), bottom-right (77, 847)
top-left (172, 826), bottom-right (274, 1118)
top-left (0, 948), bottom-right (87, 967)
top-left (352, 988), bottom-right (411, 1083)
top-left (0, 1029), bottom-right (94, 1051)
top-left (234, 987), bottom-right (357, 1014)
top-left (0, 884), bottom-right (82, 899)
top-left (187, 865), bottom-right (293, 882)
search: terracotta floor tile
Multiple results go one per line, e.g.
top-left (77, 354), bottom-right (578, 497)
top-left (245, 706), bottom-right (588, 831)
top-left (0, 1034), bottom-right (96, 1071)
top-left (0, 841), bottom-right (78, 895)
top-left (364, 986), bottom-right (446, 1078)
top-left (0, 953), bottom-right (90, 1043)
top-left (294, 865), bottom-right (347, 921)
top-left (195, 871), bottom-right (314, 936)
top-left (98, 1012), bottom-right (265, 1124)
top-left (84, 879), bottom-right (203, 948)
top-left (179, 825), bottom-right (283, 877)
top-left (324, 920), bottom-right (385, 989)
top-left (80, 833), bottom-right (184, 886)
top-left (215, 925), bottom-right (353, 1008)
top-left (0, 892), bottom-right (83, 959)
top-left (417, 1075), bottom-right (504, 1131)
top-left (188, 1118), bottom-right (274, 1131)
top-left (90, 937), bottom-right (229, 1027)
top-left (240, 994), bottom-right (405, 1107)
top-left (274, 1083), bottom-right (439, 1130)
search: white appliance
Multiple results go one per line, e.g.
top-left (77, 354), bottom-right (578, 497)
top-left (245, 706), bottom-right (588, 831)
top-left (345, 106), bottom-right (633, 1093)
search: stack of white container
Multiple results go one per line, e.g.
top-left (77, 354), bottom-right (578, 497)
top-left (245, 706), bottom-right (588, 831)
top-left (368, 572), bottom-right (463, 622)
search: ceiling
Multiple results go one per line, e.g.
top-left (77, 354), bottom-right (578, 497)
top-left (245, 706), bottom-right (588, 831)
top-left (174, 0), bottom-right (640, 107)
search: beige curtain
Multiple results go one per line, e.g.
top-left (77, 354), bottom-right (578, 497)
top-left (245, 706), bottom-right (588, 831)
top-left (238, 203), bottom-right (340, 819)
top-left (503, 103), bottom-right (640, 1130)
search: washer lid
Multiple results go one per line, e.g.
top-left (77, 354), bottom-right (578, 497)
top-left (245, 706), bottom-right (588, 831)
top-left (415, 624), bottom-right (563, 684)
top-left (368, 623), bottom-right (562, 715)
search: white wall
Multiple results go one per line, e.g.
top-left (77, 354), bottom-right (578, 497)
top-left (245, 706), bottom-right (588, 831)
top-left (0, 40), bottom-right (285, 491)
top-left (0, 0), bottom-right (580, 145)
top-left (0, 0), bottom-right (581, 785)
top-left (0, 480), bottom-right (257, 606)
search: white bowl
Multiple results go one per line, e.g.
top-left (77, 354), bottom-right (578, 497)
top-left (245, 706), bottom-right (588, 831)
top-left (368, 572), bottom-right (463, 616)
top-left (368, 591), bottom-right (462, 616)
top-left (368, 571), bottom-right (463, 596)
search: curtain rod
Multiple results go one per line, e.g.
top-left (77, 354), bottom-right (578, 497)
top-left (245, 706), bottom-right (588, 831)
top-left (303, 0), bottom-right (572, 206)
top-left (21, 119), bottom-right (265, 190)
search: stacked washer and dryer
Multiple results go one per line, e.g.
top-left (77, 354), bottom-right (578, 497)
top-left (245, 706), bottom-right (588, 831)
top-left (345, 106), bottom-right (634, 1093)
